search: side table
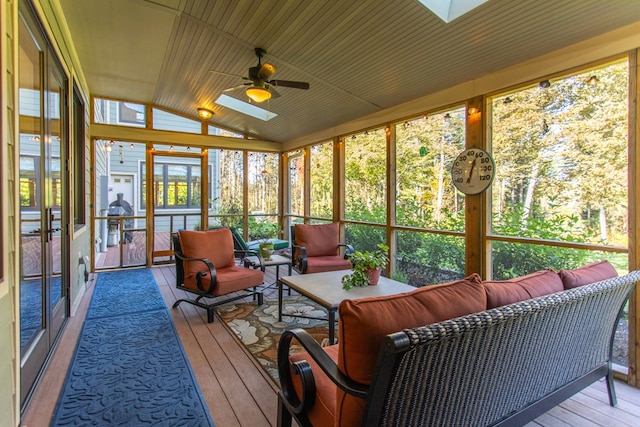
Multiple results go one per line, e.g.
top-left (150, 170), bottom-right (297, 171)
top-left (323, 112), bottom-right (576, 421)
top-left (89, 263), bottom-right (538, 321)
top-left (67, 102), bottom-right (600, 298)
top-left (245, 254), bottom-right (292, 291)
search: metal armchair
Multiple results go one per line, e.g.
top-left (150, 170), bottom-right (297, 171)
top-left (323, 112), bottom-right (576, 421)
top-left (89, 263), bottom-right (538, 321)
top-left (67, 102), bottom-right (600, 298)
top-left (290, 223), bottom-right (354, 274)
top-left (172, 228), bottom-right (264, 322)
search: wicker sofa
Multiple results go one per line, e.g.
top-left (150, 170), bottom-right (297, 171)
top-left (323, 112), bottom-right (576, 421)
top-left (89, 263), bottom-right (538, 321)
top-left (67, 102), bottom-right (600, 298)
top-left (277, 262), bottom-right (639, 427)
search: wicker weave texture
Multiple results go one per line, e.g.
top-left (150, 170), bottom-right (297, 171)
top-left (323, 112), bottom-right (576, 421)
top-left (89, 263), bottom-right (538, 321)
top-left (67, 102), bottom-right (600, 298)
top-left (376, 271), bottom-right (639, 427)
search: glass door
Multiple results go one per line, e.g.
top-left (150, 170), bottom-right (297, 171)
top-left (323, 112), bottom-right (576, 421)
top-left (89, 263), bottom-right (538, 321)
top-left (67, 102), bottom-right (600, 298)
top-left (18, 4), bottom-right (69, 404)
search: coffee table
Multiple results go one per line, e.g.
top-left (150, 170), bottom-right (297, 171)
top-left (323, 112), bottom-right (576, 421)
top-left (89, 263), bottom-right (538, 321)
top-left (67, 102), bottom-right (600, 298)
top-left (278, 270), bottom-right (415, 344)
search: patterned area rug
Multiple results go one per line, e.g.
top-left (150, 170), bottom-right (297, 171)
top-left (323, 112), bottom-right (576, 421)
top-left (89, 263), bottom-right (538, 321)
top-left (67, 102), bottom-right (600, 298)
top-left (217, 296), bottom-right (330, 384)
top-left (51, 269), bottom-right (215, 427)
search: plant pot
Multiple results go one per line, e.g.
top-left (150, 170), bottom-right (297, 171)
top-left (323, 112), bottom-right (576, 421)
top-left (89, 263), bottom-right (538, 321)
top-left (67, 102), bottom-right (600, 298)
top-left (259, 242), bottom-right (275, 260)
top-left (365, 267), bottom-right (382, 285)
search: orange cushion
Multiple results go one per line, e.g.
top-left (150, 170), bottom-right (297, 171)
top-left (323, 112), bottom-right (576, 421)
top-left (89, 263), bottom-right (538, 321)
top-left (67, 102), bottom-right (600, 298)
top-left (185, 265), bottom-right (263, 295)
top-left (289, 345), bottom-right (339, 427)
top-left (513, 269), bottom-right (563, 298)
top-left (482, 269), bottom-right (563, 308)
top-left (336, 274), bottom-right (485, 426)
top-left (306, 256), bottom-right (352, 274)
top-left (179, 229), bottom-right (236, 289)
top-left (295, 223), bottom-right (340, 257)
top-left (559, 260), bottom-right (618, 289)
top-left (483, 280), bottom-right (532, 308)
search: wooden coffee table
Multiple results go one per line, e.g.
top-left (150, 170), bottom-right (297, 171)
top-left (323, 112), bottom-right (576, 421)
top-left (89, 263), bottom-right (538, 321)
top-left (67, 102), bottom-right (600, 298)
top-left (278, 270), bottom-right (415, 343)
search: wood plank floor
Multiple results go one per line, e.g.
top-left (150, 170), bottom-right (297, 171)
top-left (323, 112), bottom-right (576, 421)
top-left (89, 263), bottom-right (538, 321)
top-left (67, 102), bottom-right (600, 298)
top-left (21, 265), bottom-right (640, 427)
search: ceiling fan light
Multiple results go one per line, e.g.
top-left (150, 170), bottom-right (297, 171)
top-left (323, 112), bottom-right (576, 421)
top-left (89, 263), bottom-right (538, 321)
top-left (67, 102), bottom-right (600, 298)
top-left (246, 86), bottom-right (271, 103)
top-left (197, 108), bottom-right (214, 119)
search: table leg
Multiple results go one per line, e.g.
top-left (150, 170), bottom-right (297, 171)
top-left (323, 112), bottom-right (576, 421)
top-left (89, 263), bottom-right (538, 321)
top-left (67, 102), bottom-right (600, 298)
top-left (278, 278), bottom-right (283, 322)
top-left (328, 309), bottom-right (336, 344)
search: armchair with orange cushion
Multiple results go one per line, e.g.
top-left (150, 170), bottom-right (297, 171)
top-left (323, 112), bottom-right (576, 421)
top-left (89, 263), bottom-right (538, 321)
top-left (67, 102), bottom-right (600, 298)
top-left (172, 228), bottom-right (264, 323)
top-left (291, 222), bottom-right (354, 274)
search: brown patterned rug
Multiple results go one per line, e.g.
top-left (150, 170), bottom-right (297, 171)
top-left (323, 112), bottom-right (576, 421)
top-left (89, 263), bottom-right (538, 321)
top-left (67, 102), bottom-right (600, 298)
top-left (216, 296), bottom-right (330, 384)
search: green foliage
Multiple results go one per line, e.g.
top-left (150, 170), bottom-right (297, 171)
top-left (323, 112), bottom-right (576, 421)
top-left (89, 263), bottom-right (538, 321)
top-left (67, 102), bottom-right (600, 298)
top-left (342, 244), bottom-right (389, 290)
top-left (247, 217), bottom-right (278, 241)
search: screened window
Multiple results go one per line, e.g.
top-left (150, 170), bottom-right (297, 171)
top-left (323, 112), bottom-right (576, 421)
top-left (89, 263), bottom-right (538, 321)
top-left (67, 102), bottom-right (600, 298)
top-left (345, 128), bottom-right (387, 223)
top-left (248, 152), bottom-right (279, 215)
top-left (489, 60), bottom-right (629, 280)
top-left (288, 152), bottom-right (304, 217)
top-left (153, 108), bottom-right (201, 134)
top-left (210, 149), bottom-right (243, 216)
top-left (93, 98), bottom-right (145, 127)
top-left (396, 108), bottom-right (466, 230)
top-left (310, 142), bottom-right (333, 219)
top-left (72, 86), bottom-right (86, 228)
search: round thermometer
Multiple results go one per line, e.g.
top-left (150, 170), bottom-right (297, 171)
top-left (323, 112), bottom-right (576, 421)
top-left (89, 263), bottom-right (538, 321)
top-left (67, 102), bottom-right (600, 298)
top-left (451, 148), bottom-right (495, 195)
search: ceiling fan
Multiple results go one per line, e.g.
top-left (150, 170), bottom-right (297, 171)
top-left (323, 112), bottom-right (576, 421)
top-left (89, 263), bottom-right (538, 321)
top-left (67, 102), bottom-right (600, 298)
top-left (211, 48), bottom-right (310, 103)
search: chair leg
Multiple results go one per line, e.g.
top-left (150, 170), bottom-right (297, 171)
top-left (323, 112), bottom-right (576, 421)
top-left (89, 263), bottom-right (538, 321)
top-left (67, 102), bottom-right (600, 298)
top-left (207, 307), bottom-right (215, 323)
top-left (277, 396), bottom-right (293, 427)
top-left (606, 370), bottom-right (617, 406)
top-left (257, 291), bottom-right (264, 306)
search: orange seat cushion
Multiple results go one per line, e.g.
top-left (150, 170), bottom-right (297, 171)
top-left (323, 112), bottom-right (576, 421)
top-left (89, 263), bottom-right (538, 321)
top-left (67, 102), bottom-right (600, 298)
top-left (336, 274), bottom-right (486, 426)
top-left (187, 265), bottom-right (264, 295)
top-left (295, 223), bottom-right (341, 257)
top-left (306, 256), bottom-right (352, 274)
top-left (178, 228), bottom-right (263, 292)
top-left (559, 260), bottom-right (618, 289)
top-left (289, 344), bottom-right (339, 427)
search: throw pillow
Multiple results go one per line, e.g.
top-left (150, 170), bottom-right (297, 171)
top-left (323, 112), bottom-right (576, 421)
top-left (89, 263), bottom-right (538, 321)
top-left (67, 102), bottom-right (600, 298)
top-left (559, 260), bottom-right (618, 289)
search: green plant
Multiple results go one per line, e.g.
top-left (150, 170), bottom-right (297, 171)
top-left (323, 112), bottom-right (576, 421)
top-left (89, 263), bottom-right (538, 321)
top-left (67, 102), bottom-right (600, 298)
top-left (342, 244), bottom-right (389, 290)
top-left (248, 218), bottom-right (278, 242)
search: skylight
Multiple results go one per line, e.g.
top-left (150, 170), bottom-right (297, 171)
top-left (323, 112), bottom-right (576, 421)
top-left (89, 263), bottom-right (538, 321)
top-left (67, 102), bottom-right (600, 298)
top-left (214, 94), bottom-right (278, 121)
top-left (418, 0), bottom-right (489, 23)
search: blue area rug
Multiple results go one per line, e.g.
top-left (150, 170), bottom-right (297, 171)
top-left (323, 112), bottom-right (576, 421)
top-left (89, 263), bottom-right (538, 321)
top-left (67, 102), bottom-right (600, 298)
top-left (51, 269), bottom-right (215, 427)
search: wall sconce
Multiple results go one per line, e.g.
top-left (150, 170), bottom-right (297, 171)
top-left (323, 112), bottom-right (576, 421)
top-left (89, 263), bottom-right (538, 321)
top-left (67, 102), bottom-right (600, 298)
top-left (539, 80), bottom-right (551, 89)
top-left (105, 140), bottom-right (114, 152)
top-left (468, 107), bottom-right (479, 115)
top-left (587, 75), bottom-right (599, 85)
top-left (197, 108), bottom-right (214, 120)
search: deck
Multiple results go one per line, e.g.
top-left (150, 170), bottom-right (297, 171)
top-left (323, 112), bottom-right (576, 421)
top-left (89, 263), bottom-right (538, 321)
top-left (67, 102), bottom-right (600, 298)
top-left (22, 264), bottom-right (640, 427)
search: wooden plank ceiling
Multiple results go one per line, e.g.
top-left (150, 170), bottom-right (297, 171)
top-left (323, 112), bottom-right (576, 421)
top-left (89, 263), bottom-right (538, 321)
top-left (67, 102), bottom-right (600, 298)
top-left (58, 0), bottom-right (640, 143)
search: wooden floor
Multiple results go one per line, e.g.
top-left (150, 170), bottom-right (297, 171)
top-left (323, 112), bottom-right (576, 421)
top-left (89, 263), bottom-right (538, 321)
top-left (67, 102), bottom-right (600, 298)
top-left (21, 265), bottom-right (640, 427)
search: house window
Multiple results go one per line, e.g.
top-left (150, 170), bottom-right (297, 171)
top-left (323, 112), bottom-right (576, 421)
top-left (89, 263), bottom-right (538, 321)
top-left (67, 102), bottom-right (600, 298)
top-left (141, 161), bottom-right (206, 209)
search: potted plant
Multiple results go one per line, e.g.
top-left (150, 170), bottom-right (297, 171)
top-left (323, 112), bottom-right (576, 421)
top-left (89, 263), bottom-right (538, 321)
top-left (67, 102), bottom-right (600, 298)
top-left (342, 244), bottom-right (390, 290)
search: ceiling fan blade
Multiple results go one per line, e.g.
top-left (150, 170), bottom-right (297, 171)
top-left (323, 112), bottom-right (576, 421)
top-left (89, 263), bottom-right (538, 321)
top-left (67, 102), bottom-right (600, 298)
top-left (258, 63), bottom-right (276, 80)
top-left (268, 85), bottom-right (281, 99)
top-left (223, 83), bottom-right (250, 92)
top-left (269, 79), bottom-right (310, 90)
top-left (209, 69), bottom-right (248, 80)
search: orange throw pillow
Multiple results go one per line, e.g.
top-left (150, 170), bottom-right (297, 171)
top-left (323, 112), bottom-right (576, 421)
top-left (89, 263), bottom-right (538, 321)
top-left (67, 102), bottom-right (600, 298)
top-left (559, 260), bottom-right (618, 289)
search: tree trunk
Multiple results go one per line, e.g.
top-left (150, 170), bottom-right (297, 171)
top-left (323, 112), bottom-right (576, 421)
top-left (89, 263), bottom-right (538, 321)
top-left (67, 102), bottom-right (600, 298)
top-left (523, 163), bottom-right (539, 221)
top-left (599, 203), bottom-right (608, 242)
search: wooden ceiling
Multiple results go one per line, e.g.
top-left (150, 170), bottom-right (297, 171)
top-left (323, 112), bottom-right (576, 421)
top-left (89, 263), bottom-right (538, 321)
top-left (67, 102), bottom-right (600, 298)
top-left (58, 0), bottom-right (640, 143)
